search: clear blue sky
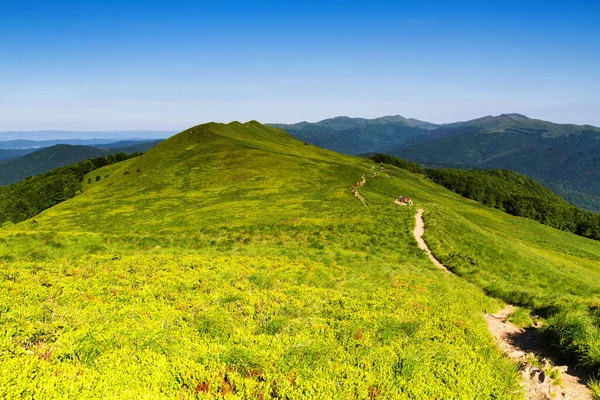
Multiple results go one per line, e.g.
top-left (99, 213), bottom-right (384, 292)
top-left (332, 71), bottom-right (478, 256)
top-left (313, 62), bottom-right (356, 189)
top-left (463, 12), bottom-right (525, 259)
top-left (1, 0), bottom-right (599, 132)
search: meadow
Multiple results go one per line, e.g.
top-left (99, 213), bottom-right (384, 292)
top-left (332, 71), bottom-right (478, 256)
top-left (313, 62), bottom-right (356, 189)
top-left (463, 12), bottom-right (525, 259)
top-left (1, 121), bottom-right (599, 398)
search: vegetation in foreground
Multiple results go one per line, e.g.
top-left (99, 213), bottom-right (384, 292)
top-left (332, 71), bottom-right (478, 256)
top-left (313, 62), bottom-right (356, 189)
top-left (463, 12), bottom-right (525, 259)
top-left (2, 121), bottom-right (600, 397)
top-left (0, 122), bottom-right (522, 398)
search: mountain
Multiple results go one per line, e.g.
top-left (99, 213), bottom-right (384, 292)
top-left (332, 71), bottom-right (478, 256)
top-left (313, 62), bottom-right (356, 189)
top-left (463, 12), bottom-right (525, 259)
top-left (0, 137), bottom-right (168, 150)
top-left (0, 148), bottom-right (35, 160)
top-left (270, 115), bottom-right (438, 155)
top-left (0, 141), bottom-right (161, 186)
top-left (95, 140), bottom-right (159, 149)
top-left (274, 114), bottom-right (600, 212)
top-left (2, 121), bottom-right (600, 397)
top-left (390, 114), bottom-right (600, 212)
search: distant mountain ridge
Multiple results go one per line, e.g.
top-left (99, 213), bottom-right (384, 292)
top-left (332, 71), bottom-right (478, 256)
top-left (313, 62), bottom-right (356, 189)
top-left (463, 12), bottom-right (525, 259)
top-left (270, 115), bottom-right (438, 155)
top-left (0, 141), bottom-right (161, 186)
top-left (273, 114), bottom-right (600, 211)
top-left (0, 130), bottom-right (174, 141)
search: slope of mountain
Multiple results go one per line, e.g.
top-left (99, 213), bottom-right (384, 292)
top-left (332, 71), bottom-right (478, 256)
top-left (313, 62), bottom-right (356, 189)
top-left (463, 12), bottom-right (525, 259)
top-left (0, 141), bottom-right (161, 186)
top-left (274, 114), bottom-right (600, 212)
top-left (1, 121), bottom-right (600, 398)
top-left (425, 167), bottom-right (600, 239)
top-left (270, 115), bottom-right (437, 155)
top-left (96, 139), bottom-right (163, 153)
top-left (0, 148), bottom-right (34, 160)
top-left (0, 152), bottom-right (140, 226)
top-left (391, 114), bottom-right (600, 211)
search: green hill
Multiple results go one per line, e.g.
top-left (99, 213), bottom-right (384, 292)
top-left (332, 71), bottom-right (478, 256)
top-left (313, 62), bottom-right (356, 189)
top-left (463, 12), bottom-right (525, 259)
top-left (2, 121), bottom-right (600, 398)
top-left (0, 141), bottom-right (161, 186)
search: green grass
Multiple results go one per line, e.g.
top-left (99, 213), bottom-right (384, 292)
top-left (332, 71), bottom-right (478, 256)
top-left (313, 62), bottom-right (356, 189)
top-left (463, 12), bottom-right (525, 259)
top-left (589, 377), bottom-right (600, 399)
top-left (418, 187), bottom-right (600, 372)
top-left (1, 121), bottom-right (598, 398)
top-left (82, 159), bottom-right (136, 192)
top-left (508, 308), bottom-right (534, 329)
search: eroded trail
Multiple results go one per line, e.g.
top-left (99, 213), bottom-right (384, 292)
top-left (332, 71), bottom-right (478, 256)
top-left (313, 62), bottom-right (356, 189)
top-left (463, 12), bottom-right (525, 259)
top-left (413, 209), bottom-right (450, 273)
top-left (413, 209), bottom-right (592, 400)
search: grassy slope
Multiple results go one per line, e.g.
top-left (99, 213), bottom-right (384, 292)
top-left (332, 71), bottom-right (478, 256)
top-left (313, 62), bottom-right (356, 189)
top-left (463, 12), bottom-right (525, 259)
top-left (82, 160), bottom-right (136, 192)
top-left (2, 121), bottom-right (599, 398)
top-left (0, 122), bottom-right (522, 399)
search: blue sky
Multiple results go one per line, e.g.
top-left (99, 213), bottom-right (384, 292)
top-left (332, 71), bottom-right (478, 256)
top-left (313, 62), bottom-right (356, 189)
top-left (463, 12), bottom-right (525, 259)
top-left (1, 0), bottom-right (599, 132)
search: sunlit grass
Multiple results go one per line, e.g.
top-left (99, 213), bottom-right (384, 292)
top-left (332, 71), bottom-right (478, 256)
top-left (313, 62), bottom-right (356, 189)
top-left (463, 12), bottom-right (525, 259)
top-left (2, 121), bottom-right (599, 397)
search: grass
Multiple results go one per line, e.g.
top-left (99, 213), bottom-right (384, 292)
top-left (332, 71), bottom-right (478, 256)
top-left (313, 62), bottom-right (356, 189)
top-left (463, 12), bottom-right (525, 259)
top-left (589, 377), bottom-right (600, 399)
top-left (416, 180), bottom-right (600, 379)
top-left (508, 308), bottom-right (534, 329)
top-left (0, 121), bottom-right (598, 397)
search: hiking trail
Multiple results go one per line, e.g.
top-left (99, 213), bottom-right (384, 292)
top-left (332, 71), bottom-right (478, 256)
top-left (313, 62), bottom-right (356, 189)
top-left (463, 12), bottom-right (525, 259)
top-left (413, 209), bottom-right (592, 400)
top-left (351, 174), bottom-right (369, 206)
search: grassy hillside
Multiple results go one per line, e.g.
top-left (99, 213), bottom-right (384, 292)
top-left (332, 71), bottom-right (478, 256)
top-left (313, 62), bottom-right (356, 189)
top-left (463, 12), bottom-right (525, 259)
top-left (0, 141), bottom-right (161, 186)
top-left (1, 121), bottom-right (600, 398)
top-left (0, 122), bottom-right (524, 399)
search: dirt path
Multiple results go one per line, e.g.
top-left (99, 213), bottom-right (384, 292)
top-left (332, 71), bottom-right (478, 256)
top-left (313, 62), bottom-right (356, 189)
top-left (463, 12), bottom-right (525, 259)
top-left (413, 209), bottom-right (592, 399)
top-left (351, 174), bottom-right (369, 206)
top-left (485, 308), bottom-right (591, 399)
top-left (413, 209), bottom-right (450, 273)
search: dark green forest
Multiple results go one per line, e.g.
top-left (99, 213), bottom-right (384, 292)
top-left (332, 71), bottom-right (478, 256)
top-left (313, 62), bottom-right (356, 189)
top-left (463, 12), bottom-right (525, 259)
top-left (426, 168), bottom-right (600, 241)
top-left (0, 152), bottom-right (140, 226)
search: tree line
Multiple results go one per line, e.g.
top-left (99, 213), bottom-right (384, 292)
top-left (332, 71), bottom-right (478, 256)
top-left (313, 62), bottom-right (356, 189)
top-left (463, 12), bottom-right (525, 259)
top-left (426, 168), bottom-right (600, 241)
top-left (0, 152), bottom-right (140, 226)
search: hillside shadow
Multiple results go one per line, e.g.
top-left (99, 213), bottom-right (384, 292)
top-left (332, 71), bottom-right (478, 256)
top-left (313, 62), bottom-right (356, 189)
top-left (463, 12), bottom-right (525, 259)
top-left (506, 327), bottom-right (591, 386)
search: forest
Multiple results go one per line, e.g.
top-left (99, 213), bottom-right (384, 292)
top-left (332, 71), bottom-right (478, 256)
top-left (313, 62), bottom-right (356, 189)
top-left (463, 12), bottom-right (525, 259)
top-left (425, 168), bottom-right (600, 241)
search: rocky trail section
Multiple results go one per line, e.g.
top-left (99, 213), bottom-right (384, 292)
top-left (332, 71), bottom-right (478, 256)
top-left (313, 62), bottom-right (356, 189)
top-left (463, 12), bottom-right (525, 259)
top-left (413, 209), bottom-right (592, 399)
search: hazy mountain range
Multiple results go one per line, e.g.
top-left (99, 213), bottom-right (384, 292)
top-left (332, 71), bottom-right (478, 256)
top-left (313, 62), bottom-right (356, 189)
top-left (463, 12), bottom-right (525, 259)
top-left (0, 140), bottom-right (162, 186)
top-left (0, 130), bottom-right (174, 141)
top-left (273, 114), bottom-right (600, 212)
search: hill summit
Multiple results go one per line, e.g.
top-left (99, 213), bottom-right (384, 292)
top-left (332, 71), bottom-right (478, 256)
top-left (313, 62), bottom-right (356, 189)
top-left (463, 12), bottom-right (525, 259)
top-left (27, 121), bottom-right (370, 233)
